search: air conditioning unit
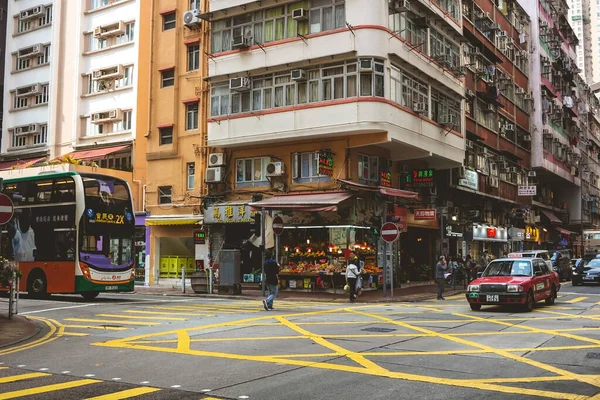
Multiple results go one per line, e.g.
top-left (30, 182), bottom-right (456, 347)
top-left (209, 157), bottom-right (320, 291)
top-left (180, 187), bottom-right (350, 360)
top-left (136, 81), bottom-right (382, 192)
top-left (524, 135), bottom-right (531, 141)
top-left (504, 123), bottom-right (515, 131)
top-left (507, 167), bottom-right (518, 173)
top-left (94, 21), bottom-right (125, 38)
top-left (393, 0), bottom-right (411, 12)
top-left (91, 109), bottom-right (122, 124)
top-left (456, 166), bottom-right (466, 178)
top-left (465, 88), bottom-right (475, 98)
top-left (528, 171), bottom-right (536, 177)
top-left (516, 87), bottom-right (525, 95)
top-left (466, 139), bottom-right (473, 149)
top-left (358, 58), bottom-right (373, 71)
top-left (497, 30), bottom-right (507, 38)
top-left (266, 161), bottom-right (284, 177)
top-left (488, 176), bottom-right (499, 188)
top-left (488, 23), bottom-right (501, 31)
top-left (440, 115), bottom-right (457, 126)
top-left (183, 10), bottom-right (202, 28)
top-left (16, 83), bottom-right (41, 98)
top-left (205, 167), bottom-right (224, 183)
top-left (20, 6), bottom-right (43, 21)
top-left (541, 21), bottom-right (548, 28)
top-left (524, 94), bottom-right (533, 101)
top-left (18, 44), bottom-right (42, 58)
top-left (291, 69), bottom-right (306, 81)
top-left (489, 162), bottom-right (498, 176)
top-left (452, 66), bottom-right (467, 76)
top-left (208, 153), bottom-right (225, 167)
top-left (485, 104), bottom-right (495, 113)
top-left (15, 123), bottom-right (39, 135)
top-left (435, 54), bottom-right (453, 67)
top-left (92, 64), bottom-right (125, 80)
top-left (292, 8), bottom-right (308, 20)
top-left (229, 77), bottom-right (251, 92)
top-left (413, 102), bottom-right (427, 114)
top-left (232, 34), bottom-right (252, 49)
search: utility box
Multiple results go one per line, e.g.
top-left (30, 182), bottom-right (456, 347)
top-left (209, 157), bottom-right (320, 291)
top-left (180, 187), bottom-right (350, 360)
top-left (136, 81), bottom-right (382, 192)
top-left (219, 250), bottom-right (241, 285)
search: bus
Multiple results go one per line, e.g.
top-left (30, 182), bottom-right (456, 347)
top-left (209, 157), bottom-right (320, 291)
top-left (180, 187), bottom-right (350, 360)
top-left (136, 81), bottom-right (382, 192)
top-left (1, 169), bottom-right (135, 299)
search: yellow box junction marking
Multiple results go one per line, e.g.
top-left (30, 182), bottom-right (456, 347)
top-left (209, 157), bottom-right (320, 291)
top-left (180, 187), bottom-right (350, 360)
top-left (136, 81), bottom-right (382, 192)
top-left (0, 379), bottom-right (100, 399)
top-left (84, 387), bottom-right (161, 399)
top-left (0, 372), bottom-right (50, 384)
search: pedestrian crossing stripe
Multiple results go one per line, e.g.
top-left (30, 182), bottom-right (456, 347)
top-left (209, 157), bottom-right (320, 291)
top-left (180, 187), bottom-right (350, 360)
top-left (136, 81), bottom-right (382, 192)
top-left (0, 372), bottom-right (49, 384)
top-left (0, 378), bottom-right (99, 400)
top-left (84, 387), bottom-right (161, 399)
top-left (565, 297), bottom-right (589, 303)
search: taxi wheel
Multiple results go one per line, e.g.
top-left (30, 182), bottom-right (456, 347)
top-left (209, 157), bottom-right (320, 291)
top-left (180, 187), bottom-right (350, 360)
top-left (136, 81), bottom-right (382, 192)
top-left (544, 286), bottom-right (556, 306)
top-left (523, 291), bottom-right (534, 312)
top-left (469, 304), bottom-right (481, 311)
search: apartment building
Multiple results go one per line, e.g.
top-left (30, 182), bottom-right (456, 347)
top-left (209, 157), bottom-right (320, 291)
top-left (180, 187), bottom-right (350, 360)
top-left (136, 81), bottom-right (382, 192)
top-left (0, 1), bottom-right (8, 142)
top-left (135, 0), bottom-right (208, 284)
top-left (567, 0), bottom-right (597, 84)
top-left (203, 0), bottom-right (467, 273)
top-left (1, 0), bottom-right (139, 173)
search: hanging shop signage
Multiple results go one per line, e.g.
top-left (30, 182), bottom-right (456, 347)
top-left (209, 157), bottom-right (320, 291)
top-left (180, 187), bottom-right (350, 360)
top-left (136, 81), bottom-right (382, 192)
top-left (204, 204), bottom-right (257, 224)
top-left (318, 150), bottom-right (334, 176)
top-left (472, 223), bottom-right (507, 242)
top-left (194, 230), bottom-right (206, 244)
top-left (402, 169), bottom-right (436, 189)
top-left (459, 169), bottom-right (478, 191)
top-left (508, 227), bottom-right (525, 241)
top-left (380, 170), bottom-right (391, 188)
top-left (525, 225), bottom-right (540, 242)
top-left (445, 225), bottom-right (463, 238)
top-left (414, 209), bottom-right (437, 221)
top-left (388, 205), bottom-right (408, 232)
top-left (518, 185), bottom-right (537, 196)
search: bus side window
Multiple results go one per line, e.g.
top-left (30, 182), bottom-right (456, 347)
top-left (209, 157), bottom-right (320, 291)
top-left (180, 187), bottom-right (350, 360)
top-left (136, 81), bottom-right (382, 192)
top-left (31, 179), bottom-right (54, 204)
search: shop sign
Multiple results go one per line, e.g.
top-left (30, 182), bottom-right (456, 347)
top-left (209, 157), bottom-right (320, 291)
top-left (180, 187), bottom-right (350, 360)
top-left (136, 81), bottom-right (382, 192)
top-left (472, 224), bottom-right (508, 242)
top-left (204, 204), bottom-right (257, 224)
top-left (459, 169), bottom-right (478, 191)
top-left (518, 185), bottom-right (537, 196)
top-left (414, 209), bottom-right (437, 221)
top-left (393, 206), bottom-right (408, 232)
top-left (402, 169), bottom-right (436, 189)
top-left (445, 225), bottom-right (463, 238)
top-left (318, 150), bottom-right (334, 176)
top-left (194, 230), bottom-right (206, 244)
top-left (380, 170), bottom-right (391, 188)
top-left (508, 227), bottom-right (525, 241)
top-left (525, 225), bottom-right (540, 242)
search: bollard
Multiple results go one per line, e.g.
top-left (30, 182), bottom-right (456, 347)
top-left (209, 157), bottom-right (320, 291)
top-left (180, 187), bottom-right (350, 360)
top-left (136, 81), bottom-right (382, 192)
top-left (181, 267), bottom-right (186, 293)
top-left (208, 268), bottom-right (213, 294)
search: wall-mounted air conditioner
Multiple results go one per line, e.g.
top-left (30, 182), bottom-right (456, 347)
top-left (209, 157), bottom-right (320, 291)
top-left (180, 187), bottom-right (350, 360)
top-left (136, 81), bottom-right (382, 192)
top-left (266, 161), bottom-right (284, 177)
top-left (393, 0), bottom-right (411, 12)
top-left (208, 153), bottom-right (225, 167)
top-left (232, 34), bottom-right (252, 49)
top-left (91, 109), bottom-right (122, 124)
top-left (183, 10), bottom-right (202, 28)
top-left (92, 64), bottom-right (125, 80)
top-left (16, 83), bottom-right (41, 98)
top-left (94, 21), bottom-right (125, 38)
top-left (358, 58), bottom-right (373, 71)
top-left (413, 102), bottom-right (427, 114)
top-left (205, 167), bottom-right (224, 183)
top-left (291, 69), bottom-right (306, 81)
top-left (229, 77), bottom-right (251, 92)
top-left (17, 44), bottom-right (42, 59)
top-left (292, 8), bottom-right (308, 20)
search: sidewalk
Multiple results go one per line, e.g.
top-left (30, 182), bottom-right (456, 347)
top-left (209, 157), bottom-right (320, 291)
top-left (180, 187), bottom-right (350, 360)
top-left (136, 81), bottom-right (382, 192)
top-left (0, 313), bottom-right (40, 349)
top-left (134, 281), bottom-right (466, 303)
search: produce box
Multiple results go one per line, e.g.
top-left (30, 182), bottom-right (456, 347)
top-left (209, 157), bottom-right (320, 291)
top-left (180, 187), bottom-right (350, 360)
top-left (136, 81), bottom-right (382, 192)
top-left (243, 274), bottom-right (254, 283)
top-left (289, 280), bottom-right (297, 288)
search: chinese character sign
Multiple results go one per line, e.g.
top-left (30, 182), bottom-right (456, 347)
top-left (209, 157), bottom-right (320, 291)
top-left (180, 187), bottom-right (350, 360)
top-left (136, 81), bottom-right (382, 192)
top-left (318, 151), bottom-right (334, 176)
top-left (414, 209), bottom-right (437, 221)
top-left (380, 171), bottom-right (391, 187)
top-left (411, 169), bottom-right (436, 188)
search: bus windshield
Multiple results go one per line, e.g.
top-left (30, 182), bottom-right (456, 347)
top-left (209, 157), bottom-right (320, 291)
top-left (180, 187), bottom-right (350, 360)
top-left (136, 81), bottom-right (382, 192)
top-left (80, 175), bottom-right (134, 271)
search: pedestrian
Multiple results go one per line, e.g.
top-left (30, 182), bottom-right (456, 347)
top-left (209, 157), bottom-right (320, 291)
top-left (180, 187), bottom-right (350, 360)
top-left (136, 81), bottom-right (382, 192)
top-left (262, 250), bottom-right (279, 311)
top-left (346, 256), bottom-right (360, 303)
top-left (435, 256), bottom-right (448, 300)
top-left (449, 256), bottom-right (458, 289)
top-left (465, 255), bottom-right (473, 283)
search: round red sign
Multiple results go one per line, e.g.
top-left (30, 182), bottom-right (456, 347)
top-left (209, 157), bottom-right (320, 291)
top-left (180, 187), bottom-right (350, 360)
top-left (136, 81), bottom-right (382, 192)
top-left (272, 216), bottom-right (284, 236)
top-left (0, 194), bottom-right (14, 225)
top-left (381, 222), bottom-right (399, 243)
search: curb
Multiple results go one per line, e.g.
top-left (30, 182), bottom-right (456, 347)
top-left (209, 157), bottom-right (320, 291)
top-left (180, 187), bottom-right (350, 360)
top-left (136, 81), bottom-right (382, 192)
top-left (0, 316), bottom-right (42, 349)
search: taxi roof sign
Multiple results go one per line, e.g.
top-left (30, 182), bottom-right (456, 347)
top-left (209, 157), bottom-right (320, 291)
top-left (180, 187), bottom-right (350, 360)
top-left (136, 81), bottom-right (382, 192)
top-left (508, 253), bottom-right (523, 258)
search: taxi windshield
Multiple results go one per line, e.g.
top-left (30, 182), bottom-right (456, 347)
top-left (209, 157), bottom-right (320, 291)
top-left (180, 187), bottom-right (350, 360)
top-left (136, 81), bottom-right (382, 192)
top-left (483, 261), bottom-right (532, 277)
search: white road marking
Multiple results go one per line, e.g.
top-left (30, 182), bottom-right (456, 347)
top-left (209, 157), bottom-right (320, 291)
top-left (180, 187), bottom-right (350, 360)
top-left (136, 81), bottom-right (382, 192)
top-left (171, 385), bottom-right (181, 388)
top-left (201, 389), bottom-right (212, 392)
top-left (112, 378), bottom-right (122, 381)
top-left (61, 371), bottom-right (71, 374)
top-left (39, 368), bottom-right (48, 371)
top-left (17, 365), bottom-right (25, 368)
top-left (239, 396), bottom-right (250, 399)
top-left (84, 374), bottom-right (95, 377)
top-left (20, 304), bottom-right (97, 315)
top-left (140, 381), bottom-right (150, 384)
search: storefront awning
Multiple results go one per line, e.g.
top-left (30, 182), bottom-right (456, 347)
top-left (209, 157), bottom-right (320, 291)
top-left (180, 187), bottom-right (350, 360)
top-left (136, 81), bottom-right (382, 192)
top-left (249, 192), bottom-right (353, 212)
top-left (337, 179), bottom-right (419, 200)
top-left (555, 227), bottom-right (576, 236)
top-left (0, 157), bottom-right (46, 170)
top-left (541, 210), bottom-right (562, 224)
top-left (59, 145), bottom-right (130, 161)
top-left (146, 216), bottom-right (202, 226)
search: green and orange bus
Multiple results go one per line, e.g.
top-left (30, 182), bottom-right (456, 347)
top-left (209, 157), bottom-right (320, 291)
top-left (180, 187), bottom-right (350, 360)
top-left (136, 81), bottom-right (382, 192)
top-left (1, 168), bottom-right (135, 299)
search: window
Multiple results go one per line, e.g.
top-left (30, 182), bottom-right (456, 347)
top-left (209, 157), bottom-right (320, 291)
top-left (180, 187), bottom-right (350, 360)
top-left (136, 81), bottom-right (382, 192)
top-left (388, 10), bottom-right (426, 48)
top-left (159, 127), bottom-right (173, 145)
top-left (16, 5), bottom-right (52, 34)
top-left (431, 87), bottom-right (461, 131)
top-left (90, 0), bottom-right (110, 10)
top-left (15, 44), bottom-right (50, 72)
top-left (236, 157), bottom-right (270, 183)
top-left (293, 152), bottom-right (328, 182)
top-left (211, 58), bottom-right (382, 117)
top-left (11, 124), bottom-right (48, 148)
top-left (210, 0), bottom-right (344, 53)
top-left (186, 103), bottom-right (199, 130)
top-left (390, 65), bottom-right (429, 111)
top-left (86, 66), bottom-right (134, 94)
top-left (187, 44), bottom-right (200, 71)
top-left (113, 110), bottom-right (133, 131)
top-left (116, 22), bottom-right (135, 44)
top-left (158, 186), bottom-right (172, 204)
top-left (13, 96), bottom-right (28, 109)
top-left (115, 66), bottom-right (134, 88)
top-left (187, 163), bottom-right (195, 190)
top-left (161, 69), bottom-right (175, 87)
top-left (358, 154), bottom-right (378, 184)
top-left (163, 12), bottom-right (176, 30)
top-left (190, 0), bottom-right (201, 10)
top-left (35, 84), bottom-right (49, 105)
top-left (429, 28), bottom-right (461, 68)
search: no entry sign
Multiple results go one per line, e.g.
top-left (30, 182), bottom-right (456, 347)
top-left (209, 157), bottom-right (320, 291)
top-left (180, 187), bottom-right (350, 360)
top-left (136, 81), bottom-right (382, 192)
top-left (0, 193), bottom-right (14, 225)
top-left (272, 216), bottom-right (284, 236)
top-left (381, 222), bottom-right (399, 243)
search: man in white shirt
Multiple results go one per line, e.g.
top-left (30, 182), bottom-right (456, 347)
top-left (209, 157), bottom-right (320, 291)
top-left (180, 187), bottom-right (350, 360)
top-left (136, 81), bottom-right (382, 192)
top-left (346, 256), bottom-right (360, 303)
top-left (10, 210), bottom-right (37, 262)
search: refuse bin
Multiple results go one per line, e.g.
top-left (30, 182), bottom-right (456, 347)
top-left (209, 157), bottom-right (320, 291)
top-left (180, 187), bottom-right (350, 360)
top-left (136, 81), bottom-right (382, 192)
top-left (218, 250), bottom-right (241, 295)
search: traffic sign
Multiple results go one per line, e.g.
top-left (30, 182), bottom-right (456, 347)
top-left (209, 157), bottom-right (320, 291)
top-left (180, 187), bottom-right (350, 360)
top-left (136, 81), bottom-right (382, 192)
top-left (0, 194), bottom-right (14, 225)
top-left (381, 222), bottom-right (399, 243)
top-left (272, 216), bottom-right (284, 236)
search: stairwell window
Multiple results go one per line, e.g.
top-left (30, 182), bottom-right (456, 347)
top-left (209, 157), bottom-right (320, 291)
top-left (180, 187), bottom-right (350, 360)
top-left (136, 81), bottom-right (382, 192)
top-left (163, 12), bottom-right (176, 31)
top-left (236, 157), bottom-right (270, 184)
top-left (186, 103), bottom-right (199, 130)
top-left (187, 163), bottom-right (195, 190)
top-left (159, 127), bottom-right (173, 145)
top-left (190, 0), bottom-right (201, 10)
top-left (187, 44), bottom-right (200, 71)
top-left (161, 68), bottom-right (175, 87)
top-left (358, 154), bottom-right (379, 184)
top-left (158, 186), bottom-right (172, 204)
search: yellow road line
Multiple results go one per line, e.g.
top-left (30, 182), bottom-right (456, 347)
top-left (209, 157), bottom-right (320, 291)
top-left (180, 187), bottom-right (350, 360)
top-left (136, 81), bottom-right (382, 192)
top-left (358, 344), bottom-right (600, 356)
top-left (62, 325), bottom-right (128, 331)
top-left (0, 317), bottom-right (59, 357)
top-left (0, 373), bottom-right (49, 384)
top-left (95, 314), bottom-right (187, 321)
top-left (61, 332), bottom-right (90, 337)
top-left (84, 387), bottom-right (161, 399)
top-left (123, 310), bottom-right (215, 317)
top-left (0, 379), bottom-right (100, 399)
top-left (0, 367), bottom-right (7, 370)
top-left (565, 297), bottom-right (589, 303)
top-left (64, 318), bottom-right (160, 326)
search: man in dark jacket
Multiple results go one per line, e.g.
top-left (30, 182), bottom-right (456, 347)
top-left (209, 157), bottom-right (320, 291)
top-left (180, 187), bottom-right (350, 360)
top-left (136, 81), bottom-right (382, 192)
top-left (435, 256), bottom-right (448, 300)
top-left (262, 250), bottom-right (279, 311)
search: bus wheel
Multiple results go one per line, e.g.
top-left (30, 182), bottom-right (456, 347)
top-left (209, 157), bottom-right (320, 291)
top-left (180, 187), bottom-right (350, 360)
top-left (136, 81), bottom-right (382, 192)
top-left (81, 291), bottom-right (99, 300)
top-left (27, 271), bottom-right (47, 299)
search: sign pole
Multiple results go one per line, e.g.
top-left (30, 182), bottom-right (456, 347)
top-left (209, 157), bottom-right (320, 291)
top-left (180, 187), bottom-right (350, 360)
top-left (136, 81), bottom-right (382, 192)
top-left (439, 209), bottom-right (444, 258)
top-left (260, 208), bottom-right (266, 296)
top-left (389, 241), bottom-right (393, 298)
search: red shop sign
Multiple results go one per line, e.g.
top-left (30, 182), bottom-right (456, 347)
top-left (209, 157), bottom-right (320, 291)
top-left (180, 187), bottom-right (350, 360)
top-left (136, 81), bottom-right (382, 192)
top-left (487, 227), bottom-right (497, 238)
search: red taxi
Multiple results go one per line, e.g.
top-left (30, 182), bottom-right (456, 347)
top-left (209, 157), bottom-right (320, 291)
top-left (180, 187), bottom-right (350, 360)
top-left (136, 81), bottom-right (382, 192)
top-left (466, 257), bottom-right (560, 312)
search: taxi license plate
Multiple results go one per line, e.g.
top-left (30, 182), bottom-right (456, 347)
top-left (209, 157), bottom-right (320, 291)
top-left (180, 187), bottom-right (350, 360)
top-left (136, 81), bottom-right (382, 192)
top-left (486, 295), bottom-right (499, 302)
top-left (105, 286), bottom-right (118, 290)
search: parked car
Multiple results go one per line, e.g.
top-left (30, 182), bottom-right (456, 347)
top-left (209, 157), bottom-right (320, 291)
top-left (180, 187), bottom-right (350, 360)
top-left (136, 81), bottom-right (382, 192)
top-left (571, 258), bottom-right (585, 271)
top-left (572, 259), bottom-right (600, 285)
top-left (549, 250), bottom-right (572, 281)
top-left (508, 251), bottom-right (552, 270)
top-left (466, 257), bottom-right (560, 312)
